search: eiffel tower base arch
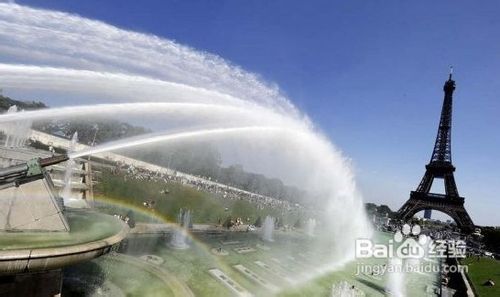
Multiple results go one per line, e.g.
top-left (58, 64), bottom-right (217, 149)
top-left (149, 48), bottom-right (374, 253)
top-left (397, 191), bottom-right (474, 231)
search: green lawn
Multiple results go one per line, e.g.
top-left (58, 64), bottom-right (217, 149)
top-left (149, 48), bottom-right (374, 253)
top-left (462, 257), bottom-right (500, 297)
top-left (94, 169), bottom-right (302, 226)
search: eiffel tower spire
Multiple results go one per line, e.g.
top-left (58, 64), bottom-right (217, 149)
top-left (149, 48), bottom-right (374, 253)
top-left (430, 68), bottom-right (455, 163)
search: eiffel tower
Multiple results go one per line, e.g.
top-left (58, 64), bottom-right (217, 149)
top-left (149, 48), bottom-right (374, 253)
top-left (397, 70), bottom-right (474, 230)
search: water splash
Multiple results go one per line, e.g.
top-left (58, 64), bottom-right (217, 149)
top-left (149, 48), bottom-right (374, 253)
top-left (0, 99), bottom-right (295, 128)
top-left (305, 218), bottom-right (317, 237)
top-left (61, 131), bottom-right (78, 200)
top-left (0, 3), bottom-right (298, 116)
top-left (169, 209), bottom-right (191, 250)
top-left (1, 105), bottom-right (32, 148)
top-left (386, 257), bottom-right (406, 297)
top-left (0, 64), bottom-right (296, 118)
top-left (0, 2), bottom-right (373, 283)
top-left (69, 126), bottom-right (284, 159)
top-left (261, 216), bottom-right (275, 242)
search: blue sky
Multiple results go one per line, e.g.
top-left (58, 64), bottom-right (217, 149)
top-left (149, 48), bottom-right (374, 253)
top-left (17, 0), bottom-right (500, 225)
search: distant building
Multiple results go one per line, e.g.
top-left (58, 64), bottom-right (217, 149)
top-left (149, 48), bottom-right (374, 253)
top-left (424, 209), bottom-right (432, 219)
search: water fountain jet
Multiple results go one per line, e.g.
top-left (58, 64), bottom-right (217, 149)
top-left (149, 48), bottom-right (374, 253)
top-left (305, 218), bottom-right (317, 237)
top-left (61, 131), bottom-right (78, 201)
top-left (2, 105), bottom-right (32, 148)
top-left (169, 209), bottom-right (191, 250)
top-left (0, 2), bottom-right (374, 287)
top-left (68, 126), bottom-right (285, 159)
top-left (386, 257), bottom-right (405, 297)
top-left (261, 216), bottom-right (275, 242)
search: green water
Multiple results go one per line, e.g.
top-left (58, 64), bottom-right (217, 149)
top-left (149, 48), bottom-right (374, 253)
top-left (0, 209), bottom-right (125, 250)
top-left (80, 230), bottom-right (440, 297)
top-left (64, 254), bottom-right (175, 297)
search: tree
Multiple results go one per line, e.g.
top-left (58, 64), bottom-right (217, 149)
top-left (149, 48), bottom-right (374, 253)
top-left (482, 227), bottom-right (500, 254)
top-left (223, 216), bottom-right (234, 229)
top-left (276, 217), bottom-right (283, 228)
top-left (0, 95), bottom-right (46, 111)
top-left (377, 205), bottom-right (393, 217)
top-left (365, 203), bottom-right (377, 214)
top-left (254, 216), bottom-right (262, 227)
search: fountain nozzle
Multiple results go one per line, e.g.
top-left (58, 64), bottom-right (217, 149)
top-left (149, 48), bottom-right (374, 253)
top-left (0, 154), bottom-right (69, 188)
top-left (38, 154), bottom-right (69, 167)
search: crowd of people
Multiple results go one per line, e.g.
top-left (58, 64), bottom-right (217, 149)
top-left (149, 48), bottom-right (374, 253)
top-left (112, 162), bottom-right (303, 213)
